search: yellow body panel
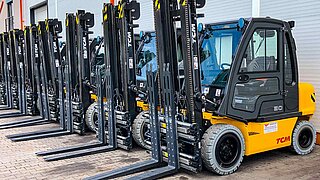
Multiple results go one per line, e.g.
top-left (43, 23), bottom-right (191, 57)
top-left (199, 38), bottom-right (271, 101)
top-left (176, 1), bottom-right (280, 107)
top-left (136, 100), bottom-right (149, 111)
top-left (91, 94), bottom-right (97, 101)
top-left (299, 82), bottom-right (316, 116)
top-left (90, 94), bottom-right (106, 102)
top-left (90, 95), bottom-right (148, 110)
top-left (201, 82), bottom-right (316, 156)
top-left (203, 112), bottom-right (298, 156)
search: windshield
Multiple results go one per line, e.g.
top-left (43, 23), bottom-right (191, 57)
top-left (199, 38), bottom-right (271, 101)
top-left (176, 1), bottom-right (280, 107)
top-left (200, 24), bottom-right (242, 86)
top-left (136, 33), bottom-right (157, 81)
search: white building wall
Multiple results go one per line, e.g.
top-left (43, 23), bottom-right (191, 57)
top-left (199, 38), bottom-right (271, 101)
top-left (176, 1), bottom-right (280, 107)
top-left (47, 0), bottom-right (106, 40)
top-left (134, 0), bottom-right (154, 32)
top-left (135, 0), bottom-right (252, 31)
top-left (198, 0), bottom-right (252, 24)
top-left (24, 0), bottom-right (107, 40)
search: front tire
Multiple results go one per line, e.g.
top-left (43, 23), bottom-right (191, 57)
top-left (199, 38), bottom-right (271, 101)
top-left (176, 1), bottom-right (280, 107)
top-left (85, 102), bottom-right (99, 132)
top-left (201, 124), bottom-right (245, 175)
top-left (132, 111), bottom-right (151, 150)
top-left (291, 121), bottom-right (316, 155)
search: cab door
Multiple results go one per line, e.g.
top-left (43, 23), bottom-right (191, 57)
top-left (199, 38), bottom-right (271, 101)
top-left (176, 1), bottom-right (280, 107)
top-left (223, 21), bottom-right (285, 121)
top-left (283, 30), bottom-right (299, 112)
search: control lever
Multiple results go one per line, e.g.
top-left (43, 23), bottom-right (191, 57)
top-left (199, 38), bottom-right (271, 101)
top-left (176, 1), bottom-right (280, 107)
top-left (129, 84), bottom-right (147, 96)
top-left (195, 92), bottom-right (218, 107)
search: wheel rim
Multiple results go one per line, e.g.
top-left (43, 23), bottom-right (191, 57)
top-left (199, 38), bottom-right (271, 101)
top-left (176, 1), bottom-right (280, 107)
top-left (298, 127), bottom-right (313, 149)
top-left (215, 133), bottom-right (241, 168)
top-left (141, 120), bottom-right (150, 143)
top-left (93, 112), bottom-right (99, 130)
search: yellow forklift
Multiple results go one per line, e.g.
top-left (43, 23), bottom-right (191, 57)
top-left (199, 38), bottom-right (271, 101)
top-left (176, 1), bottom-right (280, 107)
top-left (129, 8), bottom-right (317, 177)
top-left (199, 18), bottom-right (316, 175)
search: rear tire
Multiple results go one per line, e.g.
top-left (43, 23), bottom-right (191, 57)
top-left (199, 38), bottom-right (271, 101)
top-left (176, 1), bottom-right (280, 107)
top-left (201, 124), bottom-right (245, 175)
top-left (291, 121), bottom-right (316, 155)
top-left (85, 102), bottom-right (99, 132)
top-left (132, 111), bottom-right (150, 150)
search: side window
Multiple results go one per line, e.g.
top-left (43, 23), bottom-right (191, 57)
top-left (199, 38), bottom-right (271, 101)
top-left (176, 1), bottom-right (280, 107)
top-left (284, 33), bottom-right (294, 85)
top-left (240, 29), bottom-right (278, 73)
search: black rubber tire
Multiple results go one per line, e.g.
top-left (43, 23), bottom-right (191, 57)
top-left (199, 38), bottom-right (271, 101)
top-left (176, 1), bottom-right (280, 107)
top-left (85, 102), bottom-right (99, 132)
top-left (201, 124), bottom-right (245, 175)
top-left (36, 97), bottom-right (41, 112)
top-left (291, 120), bottom-right (316, 155)
top-left (132, 111), bottom-right (151, 150)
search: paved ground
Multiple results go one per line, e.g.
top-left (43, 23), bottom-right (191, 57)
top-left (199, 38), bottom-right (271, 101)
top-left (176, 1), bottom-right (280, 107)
top-left (0, 111), bottom-right (320, 180)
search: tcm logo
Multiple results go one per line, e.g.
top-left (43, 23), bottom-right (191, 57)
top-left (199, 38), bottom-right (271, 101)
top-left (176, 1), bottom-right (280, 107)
top-left (83, 37), bottom-right (87, 57)
top-left (35, 44), bottom-right (39, 58)
top-left (191, 24), bottom-right (197, 43)
top-left (276, 136), bottom-right (290, 144)
top-left (127, 32), bottom-right (132, 48)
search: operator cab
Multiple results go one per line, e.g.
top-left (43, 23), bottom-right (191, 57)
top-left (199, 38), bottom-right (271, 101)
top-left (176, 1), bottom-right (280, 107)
top-left (200, 21), bottom-right (242, 109)
top-left (135, 31), bottom-right (157, 100)
top-left (136, 31), bottom-right (183, 99)
top-left (202, 18), bottom-right (299, 122)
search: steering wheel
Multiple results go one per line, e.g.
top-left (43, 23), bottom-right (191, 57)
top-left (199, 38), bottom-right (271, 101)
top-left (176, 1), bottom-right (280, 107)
top-left (220, 63), bottom-right (231, 70)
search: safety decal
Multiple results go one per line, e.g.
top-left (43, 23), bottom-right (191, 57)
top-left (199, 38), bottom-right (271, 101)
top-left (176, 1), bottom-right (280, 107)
top-left (215, 89), bottom-right (221, 97)
top-left (129, 58), bottom-right (134, 69)
top-left (264, 122), bottom-right (278, 134)
top-left (311, 93), bottom-right (316, 102)
top-left (203, 87), bottom-right (209, 94)
top-left (55, 60), bottom-right (60, 68)
top-left (155, 0), bottom-right (160, 10)
top-left (193, 57), bottom-right (198, 69)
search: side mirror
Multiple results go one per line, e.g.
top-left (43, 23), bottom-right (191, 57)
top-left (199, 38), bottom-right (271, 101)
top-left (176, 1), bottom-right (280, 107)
top-left (288, 21), bottom-right (295, 28)
top-left (196, 0), bottom-right (206, 8)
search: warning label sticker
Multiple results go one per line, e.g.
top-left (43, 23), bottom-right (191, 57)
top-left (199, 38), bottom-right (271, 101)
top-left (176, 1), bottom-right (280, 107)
top-left (264, 122), bottom-right (278, 134)
top-left (129, 58), bottom-right (134, 69)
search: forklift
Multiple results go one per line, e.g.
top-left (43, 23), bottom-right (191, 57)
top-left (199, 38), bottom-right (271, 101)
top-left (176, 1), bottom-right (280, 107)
top-left (132, 31), bottom-right (157, 149)
top-left (0, 29), bottom-right (26, 117)
top-left (84, 32), bottom-right (148, 133)
top-left (86, 0), bottom-right (316, 179)
top-left (199, 17), bottom-right (316, 175)
top-left (23, 26), bottom-right (41, 117)
top-left (0, 33), bottom-right (7, 106)
top-left (0, 33), bottom-right (10, 108)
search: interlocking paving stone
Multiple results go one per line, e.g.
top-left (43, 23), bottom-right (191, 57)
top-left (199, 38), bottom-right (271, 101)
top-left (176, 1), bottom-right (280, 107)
top-left (0, 111), bottom-right (320, 179)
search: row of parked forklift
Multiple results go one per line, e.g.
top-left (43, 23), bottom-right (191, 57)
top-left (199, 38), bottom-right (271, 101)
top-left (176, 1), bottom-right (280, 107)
top-left (0, 0), bottom-right (317, 179)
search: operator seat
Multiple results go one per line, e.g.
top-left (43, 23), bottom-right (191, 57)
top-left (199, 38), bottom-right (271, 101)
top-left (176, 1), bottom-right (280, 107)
top-left (247, 56), bottom-right (276, 72)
